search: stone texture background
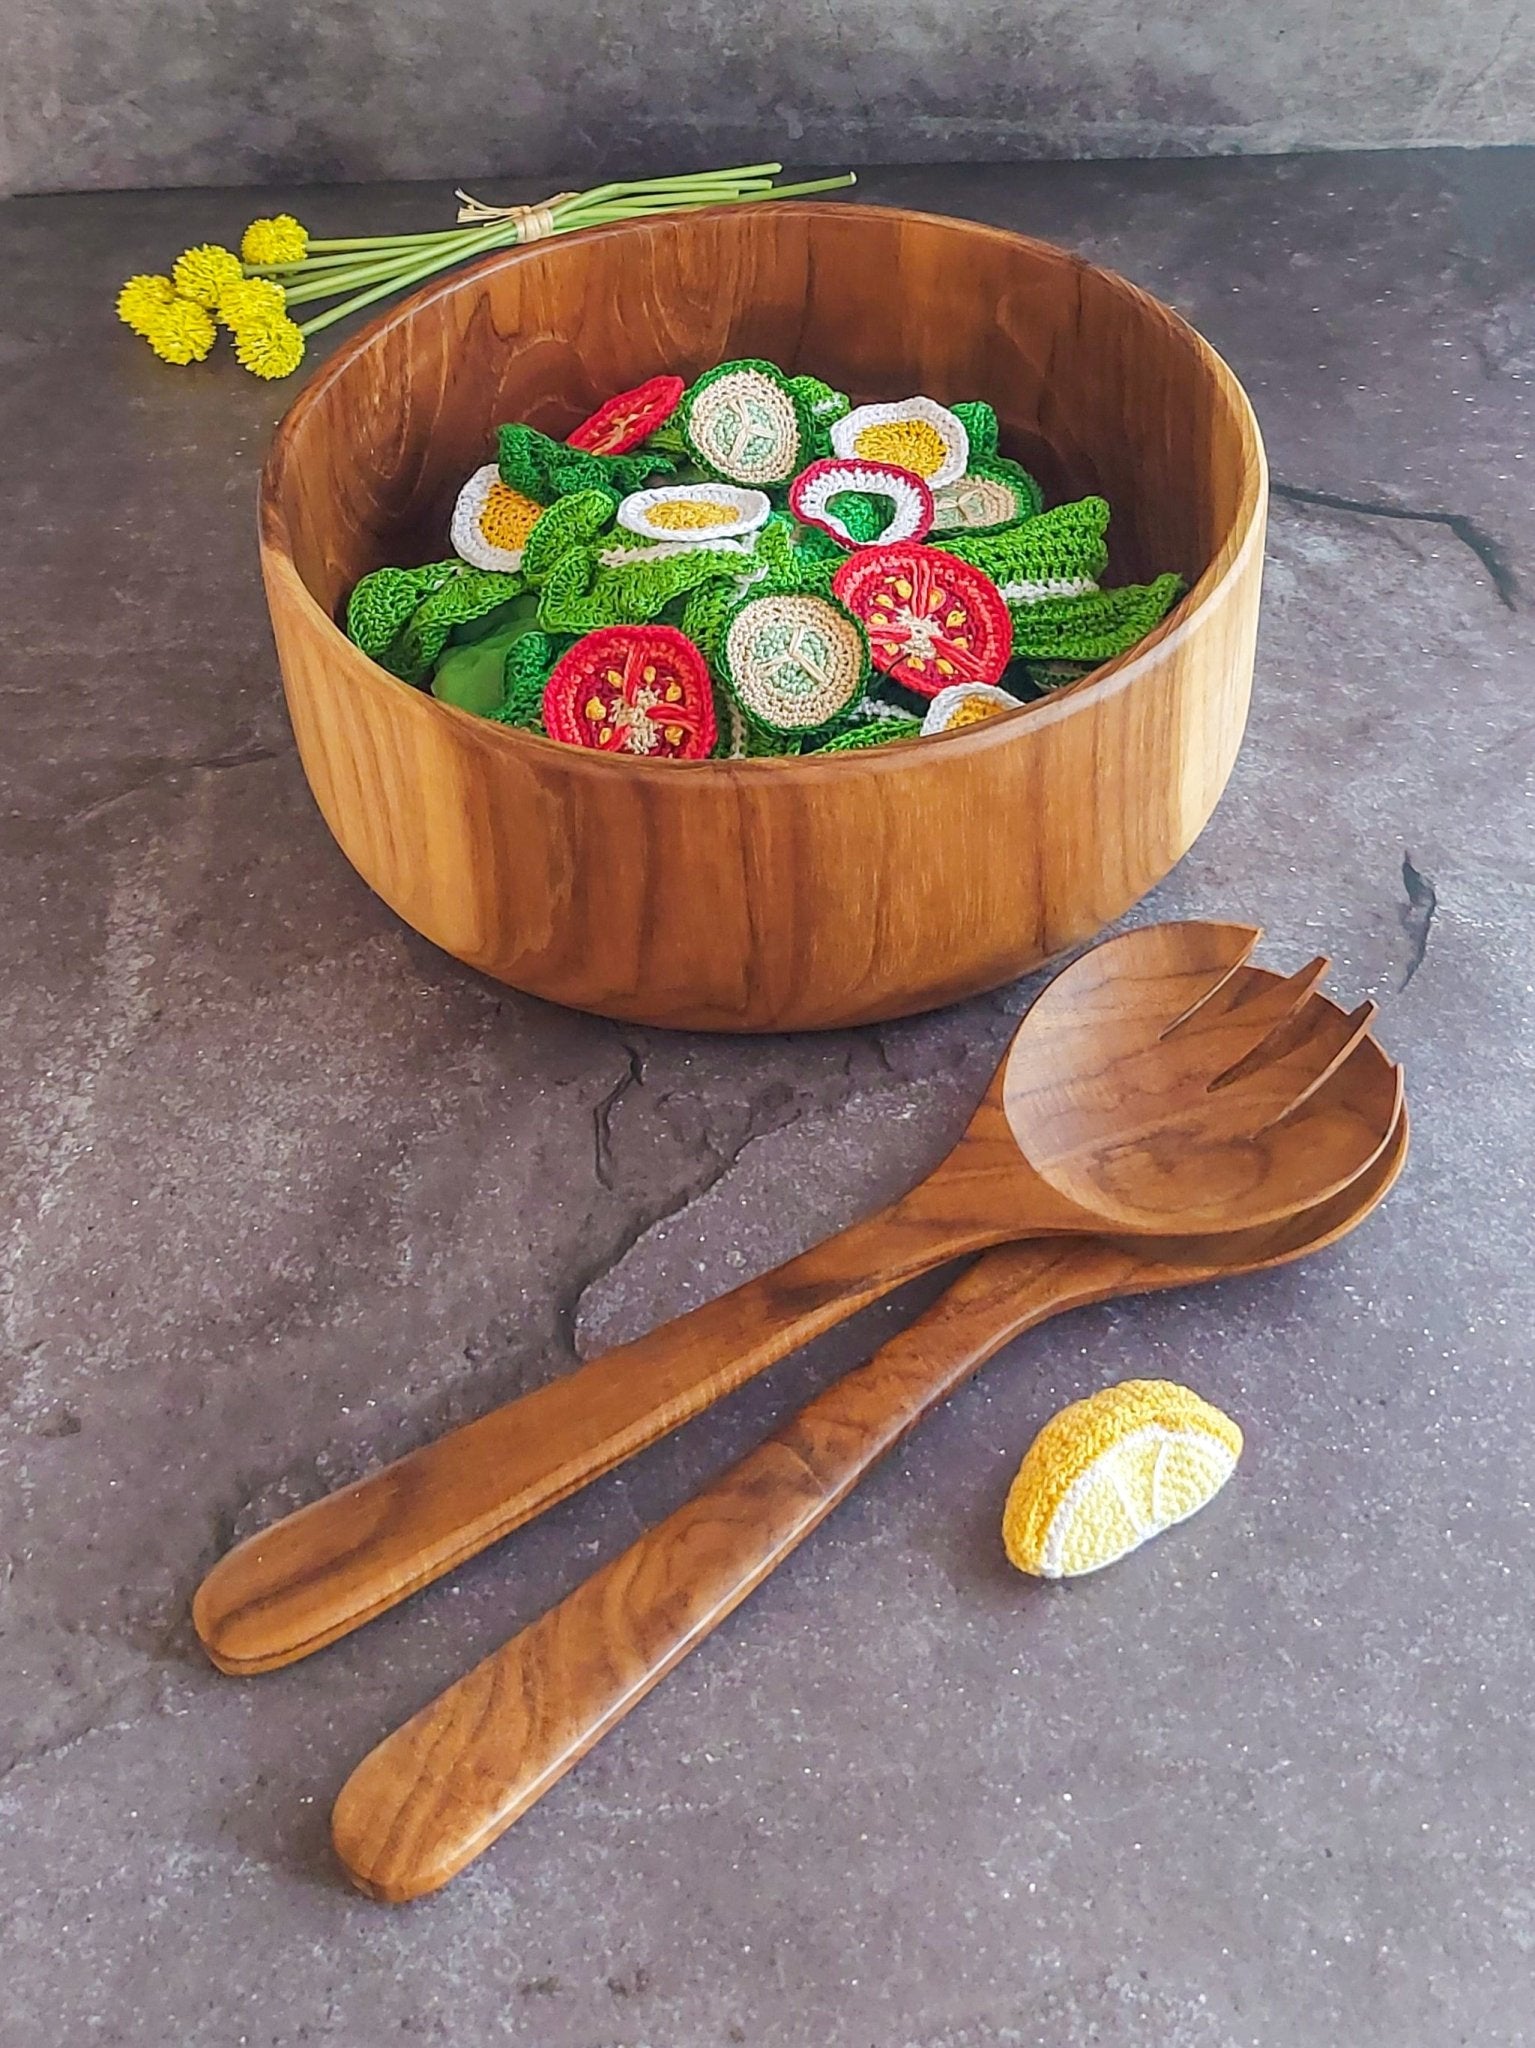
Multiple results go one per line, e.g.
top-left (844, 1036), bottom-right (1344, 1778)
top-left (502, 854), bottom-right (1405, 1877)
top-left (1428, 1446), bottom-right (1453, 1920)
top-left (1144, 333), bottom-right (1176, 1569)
top-left (2, 150), bottom-right (1533, 2045)
top-left (4, 0), bottom-right (1535, 196)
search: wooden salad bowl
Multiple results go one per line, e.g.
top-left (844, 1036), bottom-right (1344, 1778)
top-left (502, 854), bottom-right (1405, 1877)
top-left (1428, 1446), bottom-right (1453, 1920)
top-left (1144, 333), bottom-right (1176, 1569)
top-left (259, 202), bottom-right (1266, 1032)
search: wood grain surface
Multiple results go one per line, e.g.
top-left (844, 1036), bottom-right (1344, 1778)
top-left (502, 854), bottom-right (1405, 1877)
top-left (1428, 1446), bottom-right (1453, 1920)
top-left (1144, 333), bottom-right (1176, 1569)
top-left (194, 933), bottom-right (1400, 1678)
top-left (330, 1106), bottom-right (1408, 1902)
top-left (259, 202), bottom-right (1267, 1031)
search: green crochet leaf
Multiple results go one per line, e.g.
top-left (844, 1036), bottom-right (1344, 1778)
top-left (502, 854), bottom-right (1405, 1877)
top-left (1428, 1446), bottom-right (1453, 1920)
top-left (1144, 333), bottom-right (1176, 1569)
top-left (490, 631), bottom-right (566, 733)
top-left (824, 489), bottom-right (889, 545)
top-left (815, 716), bottom-right (925, 752)
top-left (384, 568), bottom-right (528, 686)
top-left (788, 374), bottom-right (851, 460)
top-left (496, 422), bottom-right (673, 504)
top-left (1007, 574), bottom-right (1186, 663)
top-left (952, 400), bottom-right (999, 460)
top-left (344, 561), bottom-right (461, 660)
top-left (521, 490), bottom-right (620, 585)
top-left (535, 542), bottom-right (748, 634)
top-left (938, 495), bottom-right (1111, 585)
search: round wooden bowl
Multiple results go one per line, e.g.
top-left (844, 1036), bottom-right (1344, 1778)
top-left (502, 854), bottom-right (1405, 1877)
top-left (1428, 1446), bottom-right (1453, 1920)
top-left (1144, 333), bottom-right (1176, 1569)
top-left (260, 203), bottom-right (1266, 1032)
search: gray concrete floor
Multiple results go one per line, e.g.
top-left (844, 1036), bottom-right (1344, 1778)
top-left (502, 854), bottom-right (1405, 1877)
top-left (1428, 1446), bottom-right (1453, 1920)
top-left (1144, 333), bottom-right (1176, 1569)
top-left (2, 152), bottom-right (1533, 2047)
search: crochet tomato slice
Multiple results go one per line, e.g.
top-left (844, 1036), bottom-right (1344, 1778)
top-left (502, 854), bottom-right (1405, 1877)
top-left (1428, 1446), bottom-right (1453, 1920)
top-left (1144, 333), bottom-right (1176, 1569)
top-left (565, 374), bottom-right (686, 456)
top-left (543, 625), bottom-right (717, 759)
top-left (832, 544), bottom-right (1012, 696)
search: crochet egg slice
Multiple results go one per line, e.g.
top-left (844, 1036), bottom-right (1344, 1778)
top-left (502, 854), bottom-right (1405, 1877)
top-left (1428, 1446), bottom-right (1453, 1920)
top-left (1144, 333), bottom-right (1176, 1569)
top-left (450, 464), bottom-right (544, 572)
top-left (831, 397), bottom-right (970, 491)
top-left (1002, 1379), bottom-right (1243, 1579)
top-left (789, 458), bottom-right (934, 549)
top-left (920, 681), bottom-right (1026, 734)
top-left (833, 543), bottom-right (1012, 696)
top-left (616, 482), bottom-right (771, 543)
top-left (542, 625), bottom-right (717, 760)
top-left (681, 360), bottom-right (807, 487)
top-left (566, 373), bottom-right (685, 456)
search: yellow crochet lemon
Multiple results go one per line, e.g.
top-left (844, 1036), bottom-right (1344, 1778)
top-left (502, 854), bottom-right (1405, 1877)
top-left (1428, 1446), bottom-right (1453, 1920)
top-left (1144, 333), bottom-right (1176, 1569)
top-left (1002, 1379), bottom-right (1241, 1578)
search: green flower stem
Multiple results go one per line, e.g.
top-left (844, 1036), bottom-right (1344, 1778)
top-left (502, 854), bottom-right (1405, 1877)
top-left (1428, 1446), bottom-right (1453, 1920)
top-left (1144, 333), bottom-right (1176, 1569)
top-left (250, 243), bottom-right (464, 279)
top-left (304, 229), bottom-right (494, 254)
top-left (285, 217), bottom-right (525, 308)
top-left (292, 169), bottom-right (857, 338)
top-left (295, 224), bottom-right (524, 336)
top-left (281, 247), bottom-right (455, 305)
top-left (278, 180), bottom-right (784, 298)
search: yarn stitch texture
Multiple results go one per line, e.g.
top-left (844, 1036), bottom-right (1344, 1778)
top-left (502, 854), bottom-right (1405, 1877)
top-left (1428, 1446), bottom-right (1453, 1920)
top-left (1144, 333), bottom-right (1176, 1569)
top-left (451, 465), bottom-right (546, 571)
top-left (789, 458), bottom-right (935, 549)
top-left (920, 681), bottom-right (1027, 734)
top-left (720, 592), bottom-right (868, 734)
top-left (345, 560), bottom-right (462, 658)
top-left (498, 422), bottom-right (672, 505)
top-left (831, 398), bottom-right (970, 489)
top-left (617, 482), bottom-right (771, 542)
top-left (938, 496), bottom-right (1111, 585)
top-left (833, 543), bottom-right (1013, 695)
top-left (385, 568), bottom-right (527, 684)
top-left (931, 454), bottom-right (1045, 534)
top-left (681, 360), bottom-right (811, 487)
top-left (566, 374), bottom-right (685, 455)
top-left (1006, 575), bottom-right (1184, 662)
top-left (542, 624), bottom-right (717, 758)
top-left (1001, 1379), bottom-right (1242, 1578)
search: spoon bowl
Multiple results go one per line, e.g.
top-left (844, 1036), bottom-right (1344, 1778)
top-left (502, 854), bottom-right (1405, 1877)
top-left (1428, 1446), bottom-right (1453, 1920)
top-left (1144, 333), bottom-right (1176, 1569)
top-left (997, 921), bottom-right (1402, 1234)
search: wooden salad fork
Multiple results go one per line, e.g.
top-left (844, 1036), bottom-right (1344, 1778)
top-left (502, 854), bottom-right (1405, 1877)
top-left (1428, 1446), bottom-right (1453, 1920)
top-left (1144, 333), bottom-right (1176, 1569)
top-left (333, 1069), bottom-right (1409, 1901)
top-left (195, 922), bottom-right (1402, 1677)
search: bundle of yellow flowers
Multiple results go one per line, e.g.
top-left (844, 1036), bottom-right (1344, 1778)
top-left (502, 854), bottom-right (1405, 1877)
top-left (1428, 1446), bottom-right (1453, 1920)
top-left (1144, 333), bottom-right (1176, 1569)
top-left (113, 172), bottom-right (855, 383)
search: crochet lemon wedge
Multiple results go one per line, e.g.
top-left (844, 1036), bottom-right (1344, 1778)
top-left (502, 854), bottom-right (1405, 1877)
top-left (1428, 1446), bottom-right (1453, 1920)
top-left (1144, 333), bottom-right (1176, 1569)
top-left (1002, 1379), bottom-right (1241, 1578)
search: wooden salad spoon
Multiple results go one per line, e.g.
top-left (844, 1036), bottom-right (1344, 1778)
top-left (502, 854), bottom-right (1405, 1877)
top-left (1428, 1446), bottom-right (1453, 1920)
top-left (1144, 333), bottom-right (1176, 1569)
top-left (333, 1081), bottom-right (1409, 1901)
top-left (195, 922), bottom-right (1401, 1678)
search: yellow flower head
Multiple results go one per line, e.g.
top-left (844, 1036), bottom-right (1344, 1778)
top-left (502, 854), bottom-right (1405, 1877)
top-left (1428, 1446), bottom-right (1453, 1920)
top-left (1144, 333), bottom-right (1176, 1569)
top-left (233, 314), bottom-right (306, 380)
top-left (240, 214), bottom-right (310, 267)
top-left (116, 273), bottom-right (176, 336)
top-left (219, 276), bottom-right (288, 329)
top-left (172, 243), bottom-right (245, 309)
top-left (143, 296), bottom-right (218, 366)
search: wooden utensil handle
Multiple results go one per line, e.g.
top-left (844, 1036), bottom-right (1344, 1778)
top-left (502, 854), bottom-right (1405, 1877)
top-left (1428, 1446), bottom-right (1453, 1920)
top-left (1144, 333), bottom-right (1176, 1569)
top-left (331, 1234), bottom-right (1141, 1902)
top-left (194, 1159), bottom-right (1030, 1677)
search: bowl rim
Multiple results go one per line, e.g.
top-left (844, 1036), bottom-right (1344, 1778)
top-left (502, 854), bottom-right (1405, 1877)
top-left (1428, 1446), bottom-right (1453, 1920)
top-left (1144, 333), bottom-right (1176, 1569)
top-left (259, 200), bottom-right (1268, 781)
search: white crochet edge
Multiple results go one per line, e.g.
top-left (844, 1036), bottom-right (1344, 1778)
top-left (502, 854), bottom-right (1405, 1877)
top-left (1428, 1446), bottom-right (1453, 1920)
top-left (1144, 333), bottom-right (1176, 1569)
top-left (1037, 1423), bottom-right (1239, 1578)
top-left (598, 537), bottom-right (755, 567)
top-left (830, 397), bottom-right (970, 489)
top-left (790, 460), bottom-right (933, 547)
top-left (617, 483), bottom-right (772, 542)
top-left (450, 463), bottom-right (531, 572)
top-left (997, 575), bottom-right (1100, 605)
top-left (919, 682), bottom-right (1027, 735)
top-left (852, 693), bottom-right (919, 723)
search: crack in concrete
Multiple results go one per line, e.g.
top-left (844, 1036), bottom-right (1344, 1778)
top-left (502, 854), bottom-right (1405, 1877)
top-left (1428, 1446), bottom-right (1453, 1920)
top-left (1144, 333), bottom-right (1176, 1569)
top-left (592, 1039), bottom-right (646, 1193)
top-left (60, 743), bottom-right (282, 830)
top-left (1270, 480), bottom-right (1517, 610)
top-left (1399, 852), bottom-right (1439, 990)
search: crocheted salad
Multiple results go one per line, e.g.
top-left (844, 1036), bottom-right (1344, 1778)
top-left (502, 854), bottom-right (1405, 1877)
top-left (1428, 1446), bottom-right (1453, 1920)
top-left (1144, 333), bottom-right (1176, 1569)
top-left (343, 361), bottom-right (1185, 759)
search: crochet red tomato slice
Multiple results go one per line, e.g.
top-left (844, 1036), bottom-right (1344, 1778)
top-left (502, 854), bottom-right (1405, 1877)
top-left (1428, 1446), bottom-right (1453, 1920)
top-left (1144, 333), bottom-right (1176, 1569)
top-left (543, 625), bottom-right (717, 759)
top-left (565, 374), bottom-right (686, 456)
top-left (832, 544), bottom-right (1012, 695)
